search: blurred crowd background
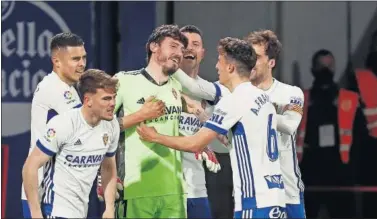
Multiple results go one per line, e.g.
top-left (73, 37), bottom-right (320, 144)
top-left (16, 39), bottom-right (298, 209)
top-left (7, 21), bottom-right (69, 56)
top-left (1, 1), bottom-right (376, 218)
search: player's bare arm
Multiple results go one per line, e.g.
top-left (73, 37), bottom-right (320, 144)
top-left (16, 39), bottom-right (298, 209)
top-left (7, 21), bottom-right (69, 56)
top-left (137, 123), bottom-right (217, 153)
top-left (118, 96), bottom-right (165, 131)
top-left (100, 156), bottom-right (117, 218)
top-left (22, 146), bottom-right (52, 218)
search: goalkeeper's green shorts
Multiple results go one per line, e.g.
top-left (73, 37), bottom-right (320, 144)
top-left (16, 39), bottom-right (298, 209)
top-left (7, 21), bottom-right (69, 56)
top-left (124, 194), bottom-right (186, 218)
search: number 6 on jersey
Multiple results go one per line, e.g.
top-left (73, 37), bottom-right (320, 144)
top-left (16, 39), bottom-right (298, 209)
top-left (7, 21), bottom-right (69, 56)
top-left (267, 113), bottom-right (279, 161)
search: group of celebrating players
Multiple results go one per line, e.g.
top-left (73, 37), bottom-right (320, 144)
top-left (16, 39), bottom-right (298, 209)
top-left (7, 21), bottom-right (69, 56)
top-left (21, 23), bottom-right (306, 219)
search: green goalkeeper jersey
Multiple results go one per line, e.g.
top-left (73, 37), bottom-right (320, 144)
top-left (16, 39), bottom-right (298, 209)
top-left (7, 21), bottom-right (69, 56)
top-left (114, 68), bottom-right (186, 199)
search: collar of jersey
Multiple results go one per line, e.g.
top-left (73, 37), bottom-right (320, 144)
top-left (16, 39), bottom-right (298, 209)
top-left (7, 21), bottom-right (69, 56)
top-left (141, 68), bottom-right (169, 86)
top-left (51, 71), bottom-right (75, 88)
top-left (265, 78), bottom-right (279, 94)
top-left (79, 108), bottom-right (98, 130)
top-left (233, 81), bottom-right (250, 92)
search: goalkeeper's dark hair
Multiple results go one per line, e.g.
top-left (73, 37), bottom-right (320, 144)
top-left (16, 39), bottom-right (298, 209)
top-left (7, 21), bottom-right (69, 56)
top-left (180, 25), bottom-right (203, 37)
top-left (145, 24), bottom-right (188, 63)
top-left (50, 32), bottom-right (84, 53)
top-left (217, 37), bottom-right (257, 78)
top-left (77, 69), bottom-right (118, 98)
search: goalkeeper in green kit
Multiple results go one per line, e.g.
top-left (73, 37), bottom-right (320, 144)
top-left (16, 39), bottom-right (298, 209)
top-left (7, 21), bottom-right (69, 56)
top-left (110, 24), bottom-right (204, 219)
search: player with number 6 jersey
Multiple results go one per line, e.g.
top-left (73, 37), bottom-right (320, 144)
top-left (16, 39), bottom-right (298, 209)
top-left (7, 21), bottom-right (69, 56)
top-left (174, 29), bottom-right (306, 218)
top-left (136, 37), bottom-right (286, 218)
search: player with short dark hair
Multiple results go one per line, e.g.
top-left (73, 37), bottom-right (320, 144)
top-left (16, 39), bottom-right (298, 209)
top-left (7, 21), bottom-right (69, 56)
top-left (138, 37), bottom-right (287, 219)
top-left (114, 24), bottom-right (201, 219)
top-left (23, 69), bottom-right (120, 218)
top-left (21, 32), bottom-right (87, 218)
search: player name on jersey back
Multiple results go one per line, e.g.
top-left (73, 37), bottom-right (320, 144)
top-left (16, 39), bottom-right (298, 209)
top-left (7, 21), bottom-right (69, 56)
top-left (203, 82), bottom-right (286, 211)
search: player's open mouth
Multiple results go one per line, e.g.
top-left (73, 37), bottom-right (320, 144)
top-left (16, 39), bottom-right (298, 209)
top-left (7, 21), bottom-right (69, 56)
top-left (76, 70), bottom-right (84, 74)
top-left (184, 55), bottom-right (195, 60)
top-left (170, 58), bottom-right (180, 64)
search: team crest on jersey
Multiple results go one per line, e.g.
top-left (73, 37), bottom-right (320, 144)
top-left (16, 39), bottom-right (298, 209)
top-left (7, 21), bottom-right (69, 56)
top-left (172, 88), bottom-right (178, 99)
top-left (201, 100), bottom-right (207, 109)
top-left (64, 91), bottom-right (73, 100)
top-left (102, 133), bottom-right (109, 146)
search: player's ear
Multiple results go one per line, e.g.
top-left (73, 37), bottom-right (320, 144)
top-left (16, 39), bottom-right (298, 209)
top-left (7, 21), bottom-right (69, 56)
top-left (268, 59), bottom-right (276, 69)
top-left (227, 63), bottom-right (235, 73)
top-left (150, 42), bottom-right (159, 53)
top-left (51, 52), bottom-right (60, 68)
top-left (200, 48), bottom-right (205, 60)
top-left (84, 94), bottom-right (93, 107)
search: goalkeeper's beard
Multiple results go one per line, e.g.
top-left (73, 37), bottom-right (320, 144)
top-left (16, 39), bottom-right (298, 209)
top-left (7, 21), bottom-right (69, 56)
top-left (157, 54), bottom-right (179, 76)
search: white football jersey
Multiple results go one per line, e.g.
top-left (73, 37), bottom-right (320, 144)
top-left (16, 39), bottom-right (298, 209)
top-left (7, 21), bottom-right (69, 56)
top-left (180, 92), bottom-right (230, 198)
top-left (173, 69), bottom-right (233, 153)
top-left (204, 82), bottom-right (286, 211)
top-left (22, 72), bottom-right (82, 200)
top-left (265, 79), bottom-right (305, 204)
top-left (37, 108), bottom-right (119, 218)
top-left (180, 94), bottom-right (207, 198)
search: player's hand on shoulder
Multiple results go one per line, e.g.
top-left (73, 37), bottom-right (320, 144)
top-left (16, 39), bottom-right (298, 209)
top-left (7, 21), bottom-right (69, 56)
top-left (140, 96), bottom-right (166, 120)
top-left (137, 122), bottom-right (158, 142)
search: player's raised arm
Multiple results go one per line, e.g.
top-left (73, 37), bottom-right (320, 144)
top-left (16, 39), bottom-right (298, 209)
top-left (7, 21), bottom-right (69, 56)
top-left (173, 69), bottom-right (228, 103)
top-left (275, 87), bottom-right (304, 135)
top-left (22, 116), bottom-right (68, 218)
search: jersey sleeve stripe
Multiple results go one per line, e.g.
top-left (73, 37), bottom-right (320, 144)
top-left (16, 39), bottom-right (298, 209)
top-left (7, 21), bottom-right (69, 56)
top-left (36, 140), bottom-right (56, 156)
top-left (203, 122), bottom-right (228, 135)
top-left (47, 109), bottom-right (58, 123)
top-left (105, 151), bottom-right (116, 157)
top-left (73, 103), bottom-right (82, 108)
top-left (207, 83), bottom-right (222, 106)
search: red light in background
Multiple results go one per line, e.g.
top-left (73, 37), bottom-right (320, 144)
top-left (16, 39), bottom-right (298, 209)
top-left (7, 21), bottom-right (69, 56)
top-left (2, 144), bottom-right (9, 218)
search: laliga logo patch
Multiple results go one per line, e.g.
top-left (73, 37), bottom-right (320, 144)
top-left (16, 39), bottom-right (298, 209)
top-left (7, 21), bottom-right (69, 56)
top-left (64, 91), bottom-right (72, 100)
top-left (2, 1), bottom-right (70, 137)
top-left (47, 128), bottom-right (56, 138)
